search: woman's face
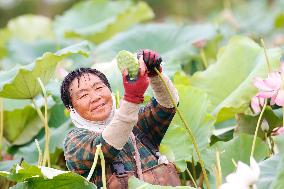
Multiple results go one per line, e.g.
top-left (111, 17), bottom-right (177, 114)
top-left (68, 73), bottom-right (113, 121)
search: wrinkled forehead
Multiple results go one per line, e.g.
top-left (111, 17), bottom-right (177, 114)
top-left (68, 73), bottom-right (102, 93)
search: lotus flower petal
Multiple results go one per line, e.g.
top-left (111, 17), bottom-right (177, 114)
top-left (272, 127), bottom-right (284, 136)
top-left (256, 91), bottom-right (276, 98)
top-left (264, 72), bottom-right (282, 90)
top-left (251, 95), bottom-right (265, 114)
top-left (220, 157), bottom-right (260, 189)
top-left (250, 157), bottom-right (260, 180)
top-left (274, 89), bottom-right (284, 106)
top-left (253, 77), bottom-right (273, 91)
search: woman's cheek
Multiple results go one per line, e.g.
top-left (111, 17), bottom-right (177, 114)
top-left (75, 99), bottom-right (90, 113)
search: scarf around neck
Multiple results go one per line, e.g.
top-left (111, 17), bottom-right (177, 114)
top-left (70, 95), bottom-right (116, 133)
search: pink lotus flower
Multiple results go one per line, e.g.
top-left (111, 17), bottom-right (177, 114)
top-left (271, 127), bottom-right (284, 136)
top-left (250, 95), bottom-right (265, 114)
top-left (253, 65), bottom-right (284, 106)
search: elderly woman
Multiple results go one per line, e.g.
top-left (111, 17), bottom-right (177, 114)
top-left (61, 49), bottom-right (180, 188)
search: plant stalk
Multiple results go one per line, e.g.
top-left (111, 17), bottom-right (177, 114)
top-left (87, 144), bottom-right (101, 181)
top-left (154, 68), bottom-right (210, 189)
top-left (251, 99), bottom-right (267, 157)
top-left (100, 150), bottom-right (107, 189)
top-left (200, 49), bottom-right (208, 69)
top-left (0, 98), bottom-right (3, 161)
top-left (191, 156), bottom-right (197, 182)
top-left (186, 168), bottom-right (198, 188)
top-left (232, 158), bottom-right (237, 168)
top-left (282, 107), bottom-right (284, 128)
top-left (32, 99), bottom-right (45, 123)
top-left (35, 139), bottom-right (43, 166)
top-left (261, 38), bottom-right (271, 73)
top-left (216, 150), bottom-right (222, 187)
top-left (115, 90), bottom-right (120, 109)
top-left (37, 77), bottom-right (50, 167)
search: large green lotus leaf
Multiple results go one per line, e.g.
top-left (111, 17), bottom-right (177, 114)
top-left (3, 99), bottom-right (31, 111)
top-left (54, 0), bottom-right (154, 44)
top-left (0, 160), bottom-right (19, 172)
top-left (128, 176), bottom-right (194, 189)
top-left (7, 14), bottom-right (54, 42)
top-left (3, 95), bottom-right (55, 112)
top-left (0, 162), bottom-right (97, 189)
top-left (235, 113), bottom-right (266, 139)
top-left (3, 96), bottom-right (56, 145)
top-left (0, 41), bottom-right (89, 99)
top-left (232, 0), bottom-right (282, 36)
top-left (48, 103), bottom-right (69, 128)
top-left (212, 134), bottom-right (269, 178)
top-left (10, 173), bottom-right (97, 189)
top-left (161, 84), bottom-right (215, 171)
top-left (1, 162), bottom-right (43, 182)
top-left (256, 154), bottom-right (284, 189)
top-left (94, 23), bottom-right (217, 76)
top-left (256, 134), bottom-right (284, 189)
top-left (273, 133), bottom-right (284, 154)
top-left (3, 105), bottom-right (42, 145)
top-left (14, 120), bottom-right (72, 165)
top-left (235, 107), bottom-right (282, 139)
top-left (190, 36), bottom-right (281, 123)
top-left (2, 39), bottom-right (67, 67)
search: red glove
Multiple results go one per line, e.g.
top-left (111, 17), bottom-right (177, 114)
top-left (123, 58), bottom-right (149, 104)
top-left (137, 49), bottom-right (162, 77)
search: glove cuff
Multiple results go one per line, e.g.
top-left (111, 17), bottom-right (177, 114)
top-left (124, 94), bottom-right (144, 104)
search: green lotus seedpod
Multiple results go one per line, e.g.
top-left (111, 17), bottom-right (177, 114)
top-left (116, 50), bottom-right (139, 80)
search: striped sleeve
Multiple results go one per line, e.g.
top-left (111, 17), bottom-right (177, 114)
top-left (135, 97), bottom-right (177, 147)
top-left (63, 128), bottom-right (120, 177)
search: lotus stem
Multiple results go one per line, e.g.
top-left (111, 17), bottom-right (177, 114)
top-left (200, 49), bottom-right (208, 69)
top-left (35, 139), bottom-right (43, 166)
top-left (232, 158), bottom-right (237, 168)
top-left (100, 150), bottom-right (107, 189)
top-left (186, 168), bottom-right (198, 188)
top-left (251, 99), bottom-right (267, 157)
top-left (216, 150), bottom-right (222, 188)
top-left (261, 38), bottom-right (271, 73)
top-left (0, 98), bottom-right (3, 161)
top-left (191, 156), bottom-right (197, 182)
top-left (37, 77), bottom-right (50, 167)
top-left (115, 90), bottom-right (120, 109)
top-left (154, 68), bottom-right (210, 189)
top-left (32, 99), bottom-right (45, 123)
top-left (87, 144), bottom-right (101, 181)
top-left (265, 132), bottom-right (273, 157)
top-left (282, 107), bottom-right (284, 128)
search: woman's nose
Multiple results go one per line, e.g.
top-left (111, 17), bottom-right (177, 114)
top-left (89, 92), bottom-right (101, 103)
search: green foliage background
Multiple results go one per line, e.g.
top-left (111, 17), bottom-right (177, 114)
top-left (0, 0), bottom-right (284, 188)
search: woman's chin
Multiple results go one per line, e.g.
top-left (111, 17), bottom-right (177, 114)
top-left (90, 111), bottom-right (111, 121)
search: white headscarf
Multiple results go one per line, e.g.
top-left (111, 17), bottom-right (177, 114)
top-left (69, 95), bottom-right (116, 133)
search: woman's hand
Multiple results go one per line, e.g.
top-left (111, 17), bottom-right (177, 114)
top-left (122, 57), bottom-right (149, 104)
top-left (137, 49), bottom-right (162, 77)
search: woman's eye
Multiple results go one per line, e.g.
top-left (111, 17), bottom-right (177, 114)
top-left (79, 94), bottom-right (87, 99)
top-left (96, 87), bottom-right (103, 90)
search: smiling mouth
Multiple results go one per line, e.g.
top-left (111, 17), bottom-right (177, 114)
top-left (91, 103), bottom-right (105, 111)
